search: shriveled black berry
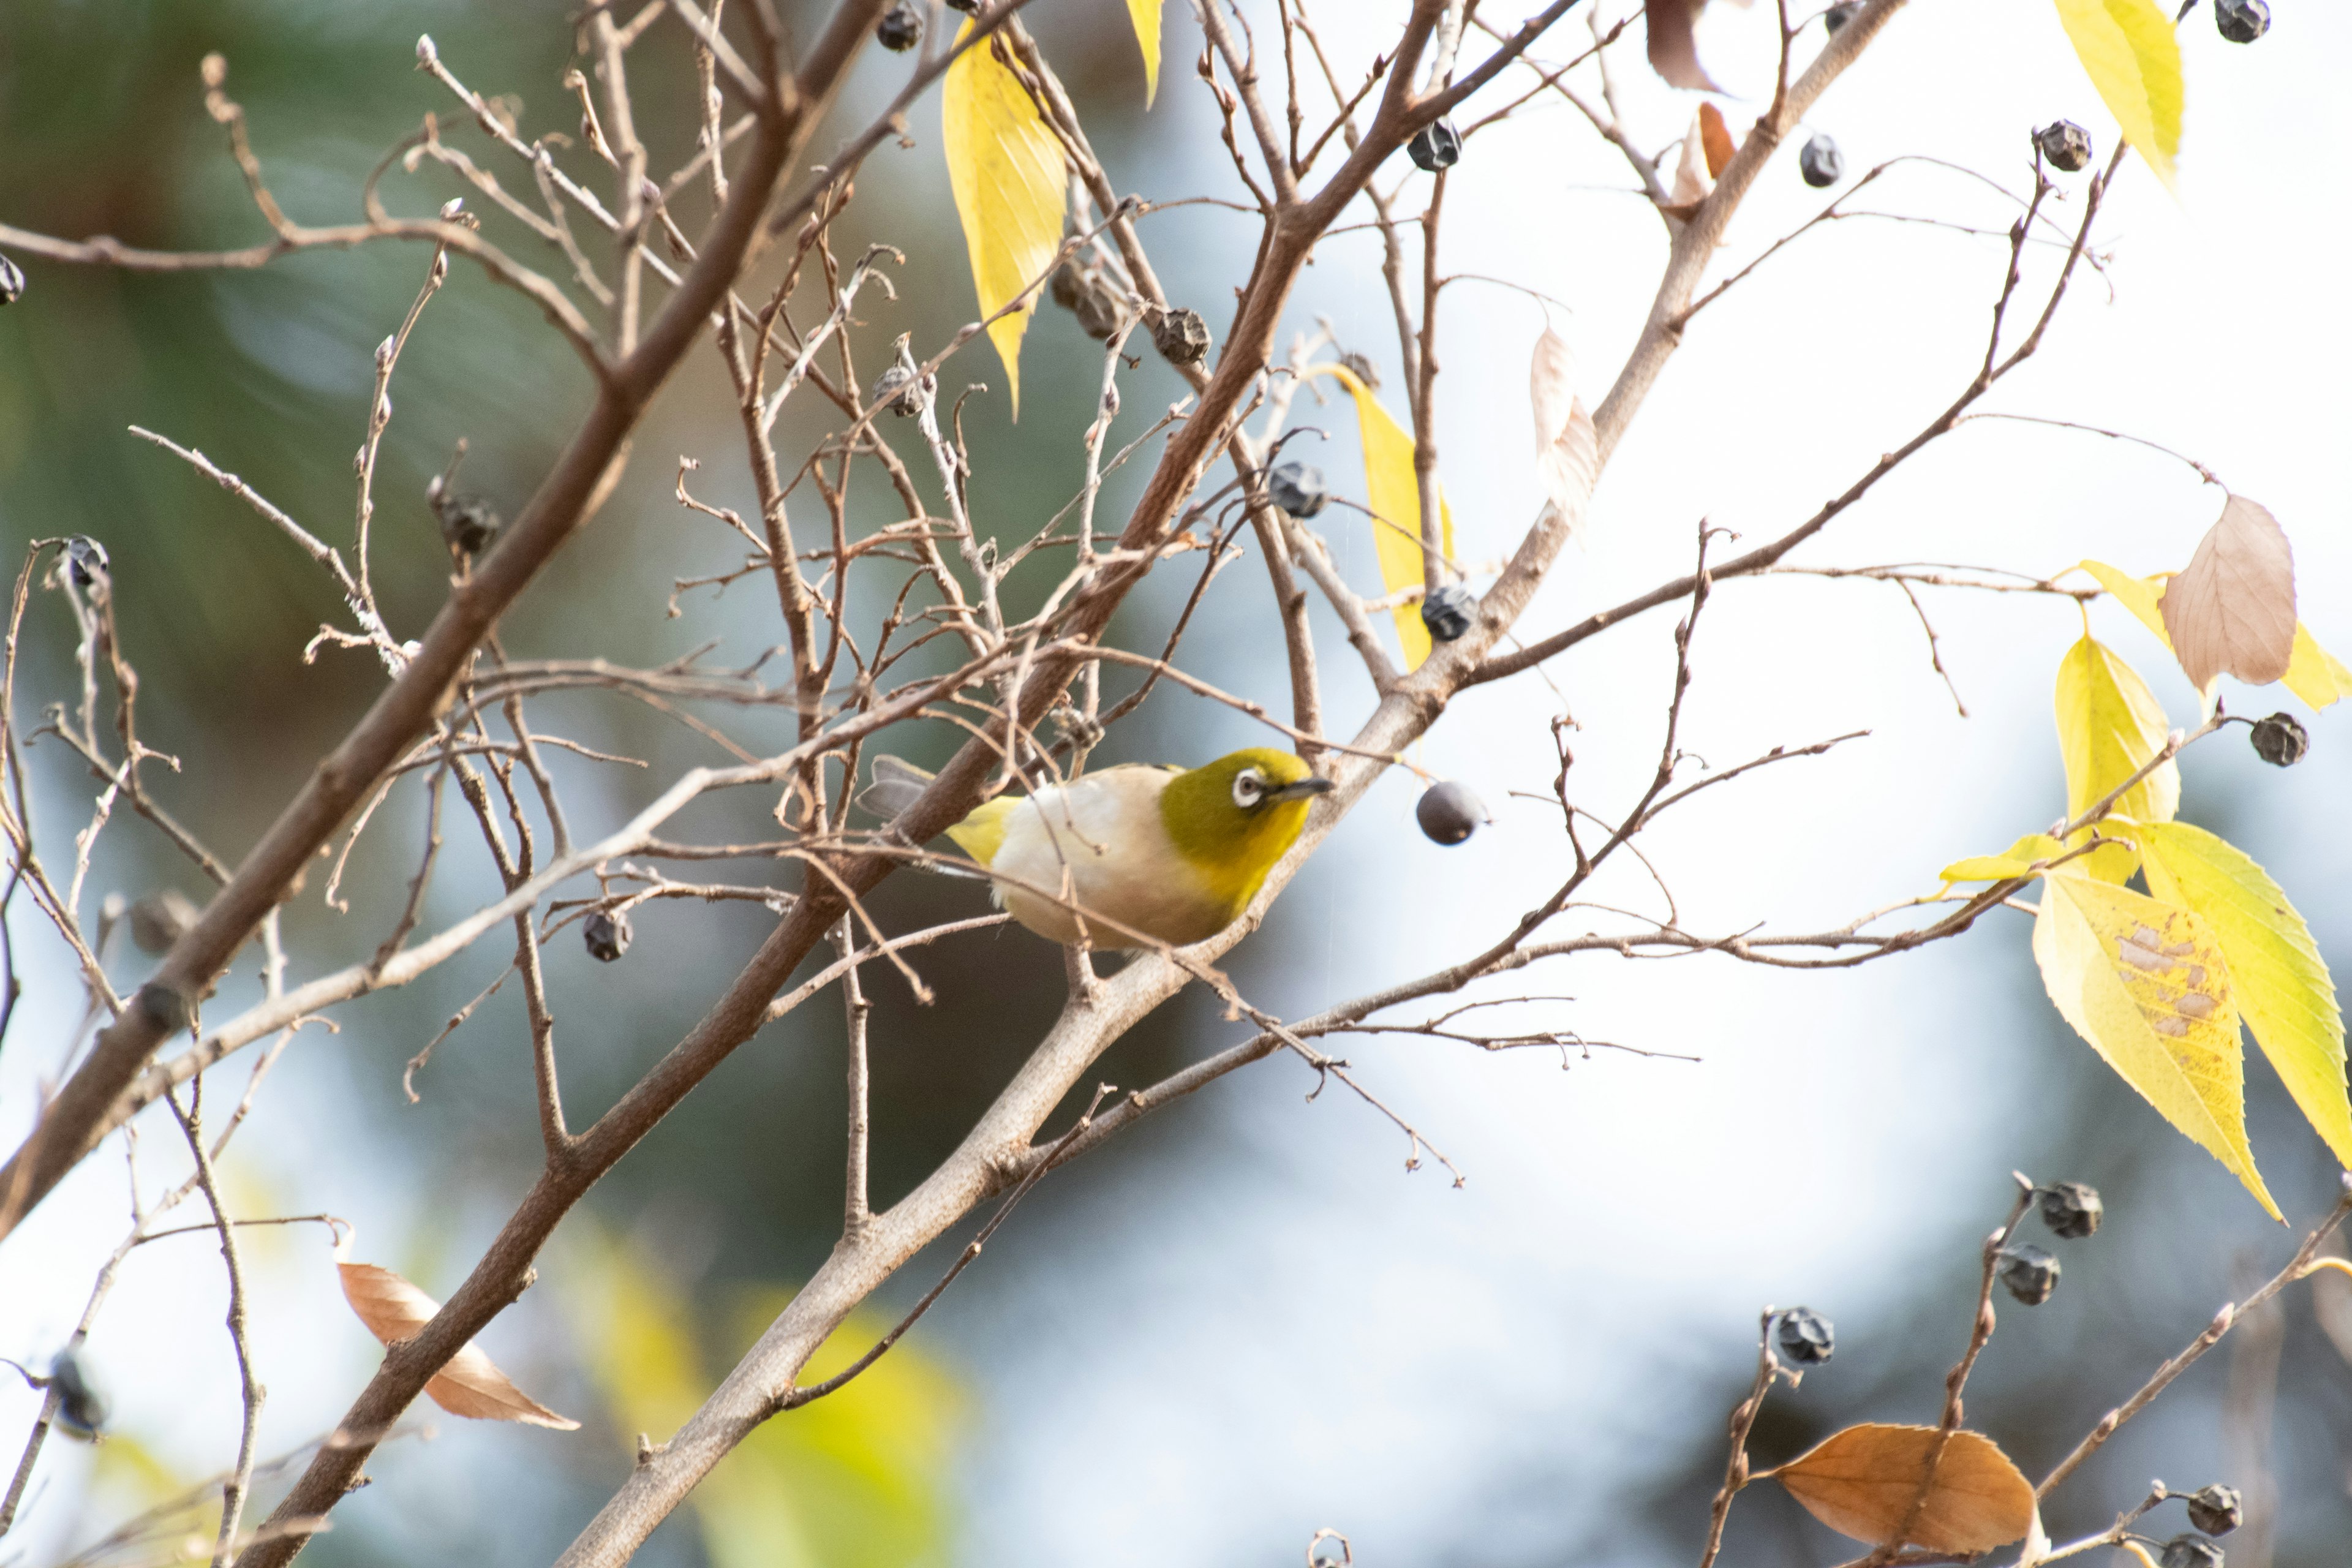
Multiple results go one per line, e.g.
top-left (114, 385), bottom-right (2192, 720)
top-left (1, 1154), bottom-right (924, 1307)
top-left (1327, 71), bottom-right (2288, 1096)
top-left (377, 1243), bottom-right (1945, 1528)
top-left (870, 363), bottom-right (920, 418)
top-left (1150, 306), bottom-right (1211, 366)
top-left (1421, 582), bottom-right (1476, 644)
top-left (137, 981), bottom-right (190, 1034)
top-left (2214, 0), bottom-right (2269, 42)
top-left (943, 0), bottom-right (979, 11)
top-left (1072, 276), bottom-right (1123, 341)
top-left (1415, 780), bottom-right (1490, 846)
top-left (2248, 712), bottom-right (2308, 767)
top-left (2159, 1534), bottom-right (2225, 1568)
top-left (2035, 121), bottom-right (2092, 173)
top-left (1338, 350), bottom-right (1381, 392)
top-left (584, 908), bottom-right (633, 963)
top-left (1996, 1243), bottom-right (2060, 1306)
top-left (65, 535), bottom-right (110, 592)
top-left (1050, 262), bottom-right (1084, 312)
top-left (2185, 1485), bottom-right (2243, 1537)
top-left (434, 492), bottom-right (501, 556)
top-left (129, 889), bottom-right (200, 957)
top-left (1408, 118), bottom-right (1461, 173)
top-left (876, 0), bottom-right (922, 51)
top-left (50, 1348), bottom-right (107, 1439)
top-left (1776, 1307), bottom-right (1835, 1366)
top-left (1799, 134), bottom-right (1844, 188)
top-left (0, 252), bottom-right (23, 306)
top-left (1266, 462), bottom-right (1329, 519)
top-left (1823, 1), bottom-right (1864, 31)
top-left (2038, 1180), bottom-right (2103, 1240)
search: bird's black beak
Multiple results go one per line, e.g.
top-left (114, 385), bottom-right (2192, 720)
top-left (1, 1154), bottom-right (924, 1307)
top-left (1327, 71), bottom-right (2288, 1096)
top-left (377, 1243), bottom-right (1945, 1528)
top-left (1268, 775), bottom-right (1336, 802)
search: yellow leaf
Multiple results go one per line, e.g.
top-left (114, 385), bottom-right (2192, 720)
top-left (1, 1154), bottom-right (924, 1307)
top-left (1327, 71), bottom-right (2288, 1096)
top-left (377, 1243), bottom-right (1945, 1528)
top-left (2137, 820), bottom-right (2351, 1169)
top-left (2051, 0), bottom-right (2183, 189)
top-left (1310, 363), bottom-right (1457, 669)
top-left (1126, 0), bottom-right (1162, 105)
top-left (1770, 1425), bottom-right (2036, 1553)
top-left (943, 21), bottom-right (1067, 416)
top-left (1939, 833), bottom-right (2066, 884)
top-left (2032, 875), bottom-right (2279, 1218)
top-left (2081, 559), bottom-right (2350, 710)
top-left (2053, 633), bottom-right (2174, 881)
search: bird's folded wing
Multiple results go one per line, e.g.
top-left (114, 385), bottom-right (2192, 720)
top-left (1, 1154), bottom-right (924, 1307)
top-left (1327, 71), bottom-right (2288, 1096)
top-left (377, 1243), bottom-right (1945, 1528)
top-left (856, 753), bottom-right (935, 820)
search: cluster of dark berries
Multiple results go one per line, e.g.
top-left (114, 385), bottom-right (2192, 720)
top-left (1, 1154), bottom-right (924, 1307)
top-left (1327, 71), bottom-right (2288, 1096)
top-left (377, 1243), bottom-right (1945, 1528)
top-left (876, 0), bottom-right (922, 51)
top-left (584, 908), bottom-right (633, 963)
top-left (1408, 119), bottom-right (1461, 173)
top-left (1994, 1180), bottom-right (2103, 1305)
top-left (1148, 306), bottom-right (1212, 367)
top-left (1050, 260), bottom-right (1125, 341)
top-left (1775, 1306), bottom-right (1836, 1367)
top-left (0, 251), bottom-right (23, 306)
top-left (2248, 712), bottom-right (2308, 767)
top-left (2035, 120), bottom-right (2094, 173)
top-left (1799, 134), bottom-right (1844, 188)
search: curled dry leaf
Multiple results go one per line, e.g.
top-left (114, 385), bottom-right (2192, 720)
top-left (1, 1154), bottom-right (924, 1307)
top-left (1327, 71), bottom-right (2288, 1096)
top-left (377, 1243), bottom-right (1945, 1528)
top-left (1698, 100), bottom-right (1737, 179)
top-left (338, 1261), bottom-right (580, 1430)
top-left (2160, 494), bottom-right (2297, 695)
top-left (1660, 109), bottom-right (1714, 222)
top-left (1770, 1423), bottom-right (2037, 1553)
top-left (1645, 0), bottom-right (1721, 91)
top-left (1528, 329), bottom-right (1599, 538)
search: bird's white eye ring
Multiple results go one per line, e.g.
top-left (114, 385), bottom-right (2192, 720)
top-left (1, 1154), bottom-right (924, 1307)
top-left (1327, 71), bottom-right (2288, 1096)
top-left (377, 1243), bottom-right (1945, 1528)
top-left (1232, 769), bottom-right (1265, 809)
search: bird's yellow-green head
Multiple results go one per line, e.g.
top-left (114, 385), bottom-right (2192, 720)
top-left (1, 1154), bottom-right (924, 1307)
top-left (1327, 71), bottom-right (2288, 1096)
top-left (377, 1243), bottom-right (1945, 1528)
top-left (1159, 748), bottom-right (1334, 915)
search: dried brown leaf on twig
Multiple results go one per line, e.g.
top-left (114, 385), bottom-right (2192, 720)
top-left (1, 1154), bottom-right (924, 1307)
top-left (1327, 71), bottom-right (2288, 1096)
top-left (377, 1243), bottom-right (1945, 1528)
top-left (1645, 0), bottom-right (1721, 91)
top-left (2160, 494), bottom-right (2297, 693)
top-left (1660, 108), bottom-right (1716, 222)
top-left (1766, 1423), bottom-right (2037, 1553)
top-left (1529, 328), bottom-right (1599, 538)
top-left (1698, 100), bottom-right (1737, 178)
top-left (337, 1259), bottom-right (580, 1430)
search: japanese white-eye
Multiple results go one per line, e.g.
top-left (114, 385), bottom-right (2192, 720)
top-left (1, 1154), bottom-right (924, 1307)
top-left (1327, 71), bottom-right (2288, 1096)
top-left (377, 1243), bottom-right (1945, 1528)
top-left (864, 749), bottom-right (1333, 947)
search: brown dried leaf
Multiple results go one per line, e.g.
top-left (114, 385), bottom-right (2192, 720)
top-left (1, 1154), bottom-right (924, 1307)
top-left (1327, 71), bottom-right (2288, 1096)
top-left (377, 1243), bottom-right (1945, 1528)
top-left (2160, 494), bottom-right (2297, 693)
top-left (1769, 1423), bottom-right (2036, 1553)
top-left (337, 1261), bottom-right (580, 1431)
top-left (1645, 0), bottom-right (1721, 90)
top-left (1698, 100), bottom-right (1736, 178)
top-left (1529, 328), bottom-right (1599, 538)
top-left (1667, 108), bottom-right (1714, 211)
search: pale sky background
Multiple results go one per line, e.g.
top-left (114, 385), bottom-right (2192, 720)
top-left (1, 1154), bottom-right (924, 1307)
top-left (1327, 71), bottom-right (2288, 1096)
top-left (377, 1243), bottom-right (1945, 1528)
top-left (5, 1), bottom-right (2351, 1564)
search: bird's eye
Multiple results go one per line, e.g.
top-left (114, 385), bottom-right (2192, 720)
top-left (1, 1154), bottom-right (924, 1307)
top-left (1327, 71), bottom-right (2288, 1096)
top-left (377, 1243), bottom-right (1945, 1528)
top-left (1231, 769), bottom-right (1265, 809)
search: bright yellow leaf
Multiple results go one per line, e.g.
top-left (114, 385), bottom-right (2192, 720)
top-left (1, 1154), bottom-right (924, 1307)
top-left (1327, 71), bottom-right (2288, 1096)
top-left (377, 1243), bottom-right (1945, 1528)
top-left (2051, 0), bottom-right (2183, 189)
top-left (943, 21), bottom-right (1067, 416)
top-left (2033, 875), bottom-right (2278, 1218)
top-left (1940, 833), bottom-right (2067, 884)
top-left (2053, 634), bottom-right (2174, 882)
top-left (1309, 363), bottom-right (1457, 669)
top-left (1126, 0), bottom-right (1163, 105)
top-left (2138, 820), bottom-right (2352, 1169)
top-left (2079, 559), bottom-right (2349, 710)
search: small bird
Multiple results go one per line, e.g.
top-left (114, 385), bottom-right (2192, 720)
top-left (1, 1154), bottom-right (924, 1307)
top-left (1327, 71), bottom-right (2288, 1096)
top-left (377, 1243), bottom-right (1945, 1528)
top-left (862, 749), bottom-right (1334, 947)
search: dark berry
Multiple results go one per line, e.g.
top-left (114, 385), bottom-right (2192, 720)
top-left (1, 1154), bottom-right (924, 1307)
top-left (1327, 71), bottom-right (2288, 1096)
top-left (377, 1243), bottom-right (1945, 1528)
top-left (1050, 261), bottom-right (1085, 312)
top-left (129, 889), bottom-right (200, 957)
top-left (2038, 1180), bottom-right (2103, 1240)
top-left (1823, 1), bottom-right (1864, 31)
top-left (2159, 1535), bottom-right (2225, 1568)
top-left (1799, 134), bottom-right (1844, 188)
top-left (2248, 712), bottom-right (2308, 767)
top-left (1150, 306), bottom-right (1211, 366)
top-left (64, 535), bottom-right (110, 592)
top-left (944, 0), bottom-right (979, 11)
top-left (2185, 1485), bottom-right (2243, 1537)
top-left (434, 492), bottom-right (501, 556)
top-left (1775, 1307), bottom-right (1835, 1366)
top-left (1415, 780), bottom-right (1490, 846)
top-left (2214, 0), bottom-right (2269, 42)
top-left (584, 908), bottom-right (633, 963)
top-left (1266, 462), bottom-right (1328, 519)
top-left (1996, 1243), bottom-right (2060, 1306)
top-left (2035, 121), bottom-right (2092, 173)
top-left (1408, 118), bottom-right (1461, 173)
top-left (51, 1348), bottom-right (107, 1439)
top-left (1338, 350), bottom-right (1381, 392)
top-left (1072, 274), bottom-right (1123, 341)
top-left (1421, 582), bottom-right (1476, 644)
top-left (870, 363), bottom-right (920, 418)
top-left (0, 252), bottom-right (22, 305)
top-left (876, 0), bottom-right (922, 51)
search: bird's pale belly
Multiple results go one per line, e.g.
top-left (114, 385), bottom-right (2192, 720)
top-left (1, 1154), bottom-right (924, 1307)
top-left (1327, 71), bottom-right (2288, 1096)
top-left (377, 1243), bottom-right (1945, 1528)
top-left (987, 779), bottom-right (1233, 948)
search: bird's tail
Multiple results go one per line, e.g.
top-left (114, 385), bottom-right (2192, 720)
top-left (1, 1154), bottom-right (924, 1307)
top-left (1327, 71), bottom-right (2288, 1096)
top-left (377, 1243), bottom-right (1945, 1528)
top-left (856, 754), bottom-right (933, 820)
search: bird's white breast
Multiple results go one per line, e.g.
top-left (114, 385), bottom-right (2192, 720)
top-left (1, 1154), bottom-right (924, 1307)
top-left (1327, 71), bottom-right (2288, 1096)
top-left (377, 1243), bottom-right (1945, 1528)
top-left (987, 767), bottom-right (1227, 947)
